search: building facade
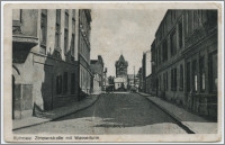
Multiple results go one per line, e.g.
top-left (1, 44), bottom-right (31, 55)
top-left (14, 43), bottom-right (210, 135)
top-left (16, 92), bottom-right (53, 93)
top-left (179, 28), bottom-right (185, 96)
top-left (114, 55), bottom-right (128, 91)
top-left (12, 9), bottom-right (92, 120)
top-left (102, 68), bottom-right (108, 91)
top-left (151, 10), bottom-right (217, 119)
top-left (90, 55), bottom-right (104, 93)
top-left (142, 51), bottom-right (152, 93)
top-left (137, 67), bottom-right (143, 91)
top-left (127, 74), bottom-right (139, 91)
top-left (78, 10), bottom-right (92, 95)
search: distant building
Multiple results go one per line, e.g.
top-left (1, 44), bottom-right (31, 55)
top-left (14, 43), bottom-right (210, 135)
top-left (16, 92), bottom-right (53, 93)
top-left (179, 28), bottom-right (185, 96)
top-left (102, 68), bottom-right (108, 91)
top-left (142, 51), bottom-right (152, 92)
top-left (127, 74), bottom-right (135, 89)
top-left (137, 67), bottom-right (143, 91)
top-left (114, 55), bottom-right (128, 91)
top-left (108, 76), bottom-right (115, 86)
top-left (142, 50), bottom-right (154, 94)
top-left (127, 74), bottom-right (139, 90)
top-left (90, 55), bottom-right (104, 93)
top-left (151, 10), bottom-right (217, 119)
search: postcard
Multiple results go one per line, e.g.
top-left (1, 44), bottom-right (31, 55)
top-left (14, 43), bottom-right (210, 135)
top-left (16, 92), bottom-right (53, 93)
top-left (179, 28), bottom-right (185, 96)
top-left (2, 1), bottom-right (224, 143)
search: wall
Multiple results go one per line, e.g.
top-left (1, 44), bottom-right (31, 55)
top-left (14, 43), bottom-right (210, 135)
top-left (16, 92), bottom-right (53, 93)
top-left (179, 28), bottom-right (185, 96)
top-left (151, 10), bottom-right (218, 119)
top-left (79, 10), bottom-right (92, 94)
top-left (12, 9), bottom-right (79, 119)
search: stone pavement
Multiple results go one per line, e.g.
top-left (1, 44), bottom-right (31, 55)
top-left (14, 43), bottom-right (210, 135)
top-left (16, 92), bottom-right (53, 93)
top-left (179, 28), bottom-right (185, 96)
top-left (139, 92), bottom-right (218, 134)
top-left (13, 94), bottom-right (100, 131)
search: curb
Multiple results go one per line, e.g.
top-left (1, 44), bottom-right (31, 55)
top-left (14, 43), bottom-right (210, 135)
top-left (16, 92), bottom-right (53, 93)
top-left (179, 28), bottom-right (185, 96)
top-left (13, 95), bottom-right (101, 131)
top-left (52, 95), bottom-right (101, 121)
top-left (138, 93), bottom-right (195, 134)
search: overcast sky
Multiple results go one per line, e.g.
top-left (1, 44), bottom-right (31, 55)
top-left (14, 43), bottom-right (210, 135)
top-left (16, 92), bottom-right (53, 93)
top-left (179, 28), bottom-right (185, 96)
top-left (90, 9), bottom-right (167, 77)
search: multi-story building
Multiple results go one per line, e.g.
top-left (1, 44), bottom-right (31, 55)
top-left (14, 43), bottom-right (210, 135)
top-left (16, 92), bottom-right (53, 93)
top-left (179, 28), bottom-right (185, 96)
top-left (114, 55), bottom-right (128, 90)
top-left (78, 10), bottom-right (92, 95)
top-left (12, 9), bottom-right (92, 120)
top-left (137, 67), bottom-right (143, 91)
top-left (102, 68), bottom-right (108, 91)
top-left (127, 74), bottom-right (139, 90)
top-left (90, 55), bottom-right (104, 93)
top-left (151, 10), bottom-right (217, 119)
top-left (142, 51), bottom-right (152, 93)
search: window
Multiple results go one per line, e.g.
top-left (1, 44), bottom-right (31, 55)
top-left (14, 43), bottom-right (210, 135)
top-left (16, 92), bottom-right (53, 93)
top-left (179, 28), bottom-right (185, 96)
top-left (65, 10), bottom-right (69, 28)
top-left (163, 72), bottom-right (168, 91)
top-left (159, 75), bottom-right (161, 91)
top-left (170, 30), bottom-right (177, 56)
top-left (72, 10), bottom-right (75, 19)
top-left (162, 40), bottom-right (168, 61)
top-left (71, 34), bottom-right (75, 56)
top-left (194, 74), bottom-right (198, 91)
top-left (209, 52), bottom-right (217, 92)
top-left (56, 75), bottom-right (62, 94)
top-left (180, 65), bottom-right (183, 90)
top-left (200, 56), bottom-right (205, 91)
top-left (64, 29), bottom-right (68, 54)
top-left (207, 10), bottom-right (217, 26)
top-left (186, 62), bottom-right (191, 92)
top-left (55, 9), bottom-right (61, 49)
top-left (194, 10), bottom-right (198, 29)
top-left (171, 68), bottom-right (177, 91)
top-left (192, 60), bottom-right (198, 92)
top-left (174, 68), bottom-right (177, 91)
top-left (171, 70), bottom-right (173, 91)
top-left (159, 45), bottom-right (162, 64)
top-left (201, 10), bottom-right (208, 24)
top-left (188, 11), bottom-right (192, 35)
top-left (71, 73), bottom-right (75, 94)
top-left (201, 73), bottom-right (206, 91)
top-left (64, 11), bottom-right (69, 54)
top-left (41, 10), bottom-right (47, 46)
top-left (72, 19), bottom-right (75, 34)
top-left (178, 22), bottom-right (183, 49)
top-left (186, 11), bottom-right (189, 34)
top-left (13, 9), bottom-right (22, 34)
top-left (166, 72), bottom-right (168, 91)
top-left (13, 9), bottom-right (22, 27)
top-left (63, 72), bottom-right (68, 94)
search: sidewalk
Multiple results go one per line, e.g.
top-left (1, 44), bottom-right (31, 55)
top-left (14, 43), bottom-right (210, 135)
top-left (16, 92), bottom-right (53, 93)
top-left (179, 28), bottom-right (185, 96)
top-left (139, 92), bottom-right (217, 134)
top-left (13, 94), bottom-right (100, 131)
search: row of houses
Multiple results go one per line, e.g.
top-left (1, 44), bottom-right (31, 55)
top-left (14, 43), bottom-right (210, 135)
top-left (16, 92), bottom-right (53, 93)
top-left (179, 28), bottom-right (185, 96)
top-left (140, 10), bottom-right (218, 119)
top-left (90, 55), bottom-right (107, 94)
top-left (12, 9), bottom-right (107, 120)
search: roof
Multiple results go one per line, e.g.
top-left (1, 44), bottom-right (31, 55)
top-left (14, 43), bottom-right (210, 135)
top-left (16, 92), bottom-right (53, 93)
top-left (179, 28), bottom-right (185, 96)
top-left (119, 55), bottom-right (125, 62)
top-left (115, 55), bottom-right (128, 66)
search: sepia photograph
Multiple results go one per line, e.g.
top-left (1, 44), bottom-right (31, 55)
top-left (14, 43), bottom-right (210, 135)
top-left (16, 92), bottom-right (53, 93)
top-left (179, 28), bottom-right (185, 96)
top-left (2, 1), bottom-right (224, 143)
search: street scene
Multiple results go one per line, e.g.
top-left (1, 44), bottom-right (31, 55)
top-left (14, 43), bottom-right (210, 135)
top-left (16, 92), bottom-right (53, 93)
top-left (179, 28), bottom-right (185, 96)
top-left (11, 7), bottom-right (218, 137)
top-left (14, 92), bottom-right (187, 134)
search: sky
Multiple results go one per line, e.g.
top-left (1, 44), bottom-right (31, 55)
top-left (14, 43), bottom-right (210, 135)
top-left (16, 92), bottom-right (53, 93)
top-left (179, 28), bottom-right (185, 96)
top-left (90, 9), bottom-right (167, 77)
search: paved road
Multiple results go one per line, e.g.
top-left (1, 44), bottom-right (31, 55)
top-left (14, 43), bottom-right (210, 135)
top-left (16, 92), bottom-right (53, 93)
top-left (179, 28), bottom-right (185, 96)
top-left (14, 92), bottom-right (187, 134)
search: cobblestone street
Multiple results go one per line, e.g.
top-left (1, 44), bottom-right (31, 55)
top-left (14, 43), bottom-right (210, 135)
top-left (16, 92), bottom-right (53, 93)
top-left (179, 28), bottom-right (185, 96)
top-left (14, 92), bottom-right (187, 134)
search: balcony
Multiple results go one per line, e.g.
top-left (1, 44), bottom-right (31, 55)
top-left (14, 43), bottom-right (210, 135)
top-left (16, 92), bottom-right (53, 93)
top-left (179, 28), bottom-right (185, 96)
top-left (13, 35), bottom-right (38, 63)
top-left (13, 35), bottom-right (38, 47)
